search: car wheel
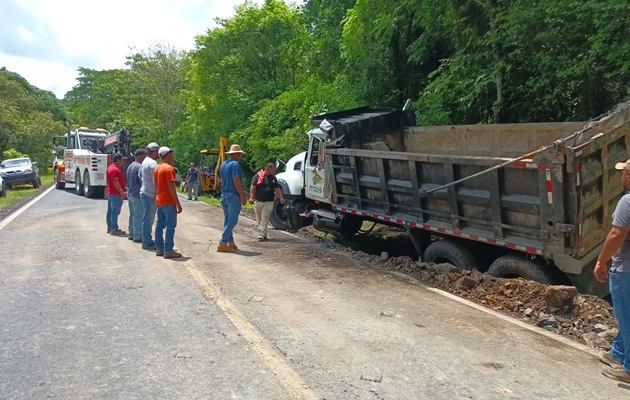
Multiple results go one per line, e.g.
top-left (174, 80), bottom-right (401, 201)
top-left (32, 177), bottom-right (40, 188)
top-left (0, 183), bottom-right (6, 197)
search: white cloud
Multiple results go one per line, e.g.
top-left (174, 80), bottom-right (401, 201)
top-left (0, 0), bottom-right (283, 98)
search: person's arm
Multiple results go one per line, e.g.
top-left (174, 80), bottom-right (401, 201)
top-left (274, 187), bottom-right (285, 204)
top-left (113, 179), bottom-right (126, 199)
top-left (168, 181), bottom-right (182, 213)
top-left (233, 177), bottom-right (246, 205)
top-left (250, 184), bottom-right (256, 204)
top-left (595, 225), bottom-right (630, 282)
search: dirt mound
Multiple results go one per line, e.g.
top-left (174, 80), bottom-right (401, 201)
top-left (348, 250), bottom-right (617, 350)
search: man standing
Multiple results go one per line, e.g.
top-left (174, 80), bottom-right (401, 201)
top-left (126, 148), bottom-right (146, 243)
top-left (187, 163), bottom-right (199, 201)
top-left (595, 158), bottom-right (630, 384)
top-left (217, 144), bottom-right (247, 253)
top-left (106, 153), bottom-right (127, 236)
top-left (154, 147), bottom-right (183, 259)
top-left (250, 162), bottom-right (284, 241)
top-left (140, 142), bottom-right (160, 250)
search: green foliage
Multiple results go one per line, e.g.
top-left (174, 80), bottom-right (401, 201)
top-left (2, 149), bottom-right (25, 159)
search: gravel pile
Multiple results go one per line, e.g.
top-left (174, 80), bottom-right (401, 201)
top-left (344, 248), bottom-right (618, 350)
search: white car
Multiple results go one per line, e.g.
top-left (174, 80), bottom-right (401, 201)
top-left (0, 175), bottom-right (6, 197)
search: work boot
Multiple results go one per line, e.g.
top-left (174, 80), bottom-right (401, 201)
top-left (164, 251), bottom-right (183, 259)
top-left (106, 229), bottom-right (110, 234)
top-left (602, 365), bottom-right (630, 384)
top-left (217, 243), bottom-right (235, 253)
top-left (599, 351), bottom-right (623, 368)
top-left (142, 244), bottom-right (156, 251)
top-left (110, 229), bottom-right (127, 236)
top-left (128, 236), bottom-right (134, 240)
top-left (156, 250), bottom-right (164, 257)
top-left (133, 238), bottom-right (142, 243)
top-left (228, 242), bottom-right (238, 250)
top-left (258, 236), bottom-right (266, 242)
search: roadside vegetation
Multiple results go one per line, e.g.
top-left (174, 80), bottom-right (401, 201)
top-left (0, 171), bottom-right (54, 210)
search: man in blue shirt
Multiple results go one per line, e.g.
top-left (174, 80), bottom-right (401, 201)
top-left (187, 163), bottom-right (199, 201)
top-left (595, 158), bottom-right (630, 384)
top-left (217, 144), bottom-right (247, 253)
top-left (126, 148), bottom-right (146, 242)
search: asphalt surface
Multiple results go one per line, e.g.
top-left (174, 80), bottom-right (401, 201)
top-left (0, 187), bottom-right (629, 399)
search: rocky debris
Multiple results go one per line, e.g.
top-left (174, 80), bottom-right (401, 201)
top-left (380, 252), bottom-right (389, 261)
top-left (331, 248), bottom-right (618, 351)
top-left (582, 332), bottom-right (611, 349)
top-left (544, 286), bottom-right (578, 309)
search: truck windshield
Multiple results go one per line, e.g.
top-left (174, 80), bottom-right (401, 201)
top-left (1, 159), bottom-right (30, 168)
top-left (78, 133), bottom-right (105, 149)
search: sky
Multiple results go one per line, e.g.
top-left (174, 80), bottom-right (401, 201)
top-left (0, 0), bottom-right (274, 98)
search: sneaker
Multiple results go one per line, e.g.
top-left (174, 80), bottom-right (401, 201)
top-left (217, 243), bottom-right (236, 253)
top-left (128, 236), bottom-right (134, 240)
top-left (106, 229), bottom-right (111, 234)
top-left (164, 251), bottom-right (182, 259)
top-left (227, 242), bottom-right (238, 250)
top-left (258, 236), bottom-right (265, 242)
top-left (110, 229), bottom-right (127, 236)
top-left (188, 198), bottom-right (192, 200)
top-left (602, 365), bottom-right (630, 384)
top-left (156, 250), bottom-right (164, 257)
top-left (133, 238), bottom-right (142, 243)
top-left (142, 244), bottom-right (157, 251)
top-left (599, 351), bottom-right (623, 368)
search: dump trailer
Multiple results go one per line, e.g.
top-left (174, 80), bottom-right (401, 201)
top-left (274, 104), bottom-right (630, 296)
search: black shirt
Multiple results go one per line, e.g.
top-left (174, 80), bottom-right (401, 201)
top-left (251, 173), bottom-right (278, 202)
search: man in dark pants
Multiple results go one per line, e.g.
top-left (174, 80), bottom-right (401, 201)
top-left (249, 162), bottom-right (284, 241)
top-left (595, 158), bottom-right (630, 384)
top-left (106, 153), bottom-right (127, 236)
top-left (126, 148), bottom-right (146, 242)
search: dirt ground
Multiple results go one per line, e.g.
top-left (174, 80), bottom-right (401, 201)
top-left (295, 226), bottom-right (618, 352)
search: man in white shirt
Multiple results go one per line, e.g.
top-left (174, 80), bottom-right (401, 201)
top-left (140, 142), bottom-right (159, 250)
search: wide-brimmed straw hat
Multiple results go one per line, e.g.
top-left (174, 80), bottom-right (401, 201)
top-left (226, 144), bottom-right (246, 155)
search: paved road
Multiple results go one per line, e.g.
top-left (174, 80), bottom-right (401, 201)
top-left (0, 187), bottom-right (628, 399)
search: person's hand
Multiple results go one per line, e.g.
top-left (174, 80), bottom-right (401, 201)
top-left (249, 198), bottom-right (255, 205)
top-left (279, 197), bottom-right (285, 204)
top-left (120, 192), bottom-right (127, 200)
top-left (176, 203), bottom-right (183, 214)
top-left (594, 260), bottom-right (609, 283)
top-left (241, 195), bottom-right (247, 206)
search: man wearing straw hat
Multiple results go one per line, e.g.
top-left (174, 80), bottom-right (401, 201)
top-left (217, 144), bottom-right (248, 253)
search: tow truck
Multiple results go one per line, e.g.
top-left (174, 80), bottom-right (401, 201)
top-left (53, 126), bottom-right (131, 198)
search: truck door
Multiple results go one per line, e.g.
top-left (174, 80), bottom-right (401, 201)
top-left (305, 135), bottom-right (329, 202)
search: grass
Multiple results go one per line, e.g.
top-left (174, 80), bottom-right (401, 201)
top-left (181, 189), bottom-right (254, 209)
top-left (0, 171), bottom-right (54, 210)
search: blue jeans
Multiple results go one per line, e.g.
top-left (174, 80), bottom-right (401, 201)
top-left (140, 193), bottom-right (157, 246)
top-left (106, 194), bottom-right (123, 231)
top-left (609, 271), bottom-right (630, 372)
top-left (127, 195), bottom-right (143, 240)
top-left (220, 193), bottom-right (241, 243)
top-left (188, 181), bottom-right (198, 200)
top-left (155, 205), bottom-right (177, 253)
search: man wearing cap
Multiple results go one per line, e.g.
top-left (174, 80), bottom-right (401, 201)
top-left (187, 163), bottom-right (199, 201)
top-left (105, 153), bottom-right (127, 236)
top-left (595, 159), bottom-right (630, 383)
top-left (126, 148), bottom-right (146, 242)
top-left (154, 146), bottom-right (183, 258)
top-left (217, 144), bottom-right (247, 253)
top-left (140, 142), bottom-right (160, 250)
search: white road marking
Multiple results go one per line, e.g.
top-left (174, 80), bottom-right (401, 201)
top-left (183, 261), bottom-right (318, 400)
top-left (0, 186), bottom-right (55, 231)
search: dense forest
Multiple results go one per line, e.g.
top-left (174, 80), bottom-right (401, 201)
top-left (3, 0), bottom-right (630, 172)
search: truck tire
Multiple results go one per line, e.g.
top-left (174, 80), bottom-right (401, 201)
top-left (487, 255), bottom-right (556, 285)
top-left (83, 171), bottom-right (97, 198)
top-left (54, 169), bottom-right (65, 189)
top-left (270, 198), bottom-right (290, 230)
top-left (75, 170), bottom-right (84, 196)
top-left (423, 239), bottom-right (480, 272)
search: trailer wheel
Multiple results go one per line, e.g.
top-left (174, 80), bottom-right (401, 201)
top-left (54, 169), bottom-right (65, 189)
top-left (270, 198), bottom-right (290, 230)
top-left (487, 255), bottom-right (556, 285)
top-left (75, 170), bottom-right (84, 196)
top-left (423, 239), bottom-right (480, 272)
top-left (83, 171), bottom-right (97, 198)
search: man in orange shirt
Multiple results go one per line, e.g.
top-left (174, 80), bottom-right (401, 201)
top-left (154, 147), bottom-right (183, 259)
